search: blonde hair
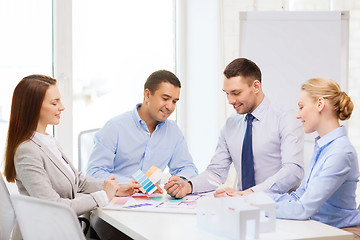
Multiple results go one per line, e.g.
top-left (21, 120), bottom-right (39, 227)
top-left (301, 78), bottom-right (353, 121)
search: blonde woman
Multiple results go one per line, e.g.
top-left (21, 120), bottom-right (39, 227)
top-left (271, 78), bottom-right (360, 236)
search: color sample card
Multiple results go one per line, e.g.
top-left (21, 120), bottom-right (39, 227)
top-left (133, 195), bottom-right (151, 201)
top-left (149, 196), bottom-right (163, 201)
top-left (146, 166), bottom-right (163, 183)
top-left (145, 166), bottom-right (163, 193)
top-left (132, 169), bottom-right (157, 194)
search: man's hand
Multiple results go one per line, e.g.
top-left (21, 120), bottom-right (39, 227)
top-left (154, 184), bottom-right (163, 194)
top-left (164, 175), bottom-right (192, 199)
top-left (115, 180), bottom-right (141, 197)
top-left (214, 188), bottom-right (254, 198)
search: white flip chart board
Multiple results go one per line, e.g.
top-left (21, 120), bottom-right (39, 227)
top-left (239, 11), bottom-right (349, 166)
top-left (239, 11), bottom-right (349, 110)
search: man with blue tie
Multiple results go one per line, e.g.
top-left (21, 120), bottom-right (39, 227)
top-left (165, 58), bottom-right (304, 198)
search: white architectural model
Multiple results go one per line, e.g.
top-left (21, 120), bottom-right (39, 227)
top-left (197, 192), bottom-right (276, 240)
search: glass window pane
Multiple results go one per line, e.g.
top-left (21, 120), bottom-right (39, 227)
top-left (0, 0), bottom-right (52, 165)
top-left (73, 0), bottom-right (176, 165)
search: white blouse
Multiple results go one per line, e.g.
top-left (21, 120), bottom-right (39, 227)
top-left (34, 132), bottom-right (76, 183)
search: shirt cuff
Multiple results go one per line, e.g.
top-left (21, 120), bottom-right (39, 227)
top-left (100, 190), bottom-right (109, 203)
top-left (250, 183), bottom-right (267, 193)
top-left (190, 176), bottom-right (217, 194)
top-left (90, 190), bottom-right (109, 207)
top-left (176, 169), bottom-right (198, 180)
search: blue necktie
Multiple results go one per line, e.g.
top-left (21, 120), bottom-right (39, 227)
top-left (241, 113), bottom-right (255, 190)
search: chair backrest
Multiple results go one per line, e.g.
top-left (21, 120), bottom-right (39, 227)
top-left (78, 128), bottom-right (99, 174)
top-left (10, 194), bottom-right (86, 240)
top-left (0, 174), bottom-right (16, 240)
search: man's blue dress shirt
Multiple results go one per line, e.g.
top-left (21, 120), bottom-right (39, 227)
top-left (270, 126), bottom-right (360, 228)
top-left (86, 104), bottom-right (198, 183)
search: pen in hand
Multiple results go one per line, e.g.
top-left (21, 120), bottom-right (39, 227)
top-left (174, 179), bottom-right (190, 184)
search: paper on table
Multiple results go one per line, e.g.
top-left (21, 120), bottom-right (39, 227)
top-left (103, 193), bottom-right (207, 214)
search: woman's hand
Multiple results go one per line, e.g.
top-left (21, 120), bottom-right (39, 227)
top-left (213, 187), bottom-right (236, 197)
top-left (214, 187), bottom-right (254, 197)
top-left (116, 180), bottom-right (141, 197)
top-left (103, 174), bottom-right (120, 201)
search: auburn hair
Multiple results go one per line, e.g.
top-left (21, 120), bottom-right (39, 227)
top-left (4, 75), bottom-right (56, 182)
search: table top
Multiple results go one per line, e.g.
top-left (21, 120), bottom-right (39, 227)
top-left (93, 208), bottom-right (353, 240)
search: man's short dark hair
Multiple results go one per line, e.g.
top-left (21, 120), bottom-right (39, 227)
top-left (144, 70), bottom-right (181, 94)
top-left (223, 58), bottom-right (262, 84)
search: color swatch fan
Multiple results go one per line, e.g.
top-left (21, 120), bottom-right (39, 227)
top-left (132, 166), bottom-right (163, 194)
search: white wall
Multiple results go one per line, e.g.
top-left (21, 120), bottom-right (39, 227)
top-left (238, 11), bottom-right (349, 169)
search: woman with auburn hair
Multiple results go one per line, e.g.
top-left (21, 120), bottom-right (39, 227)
top-left (4, 75), bottom-right (139, 238)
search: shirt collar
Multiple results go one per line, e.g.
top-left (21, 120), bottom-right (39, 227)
top-left (315, 126), bottom-right (346, 149)
top-left (131, 103), bottom-right (166, 128)
top-left (248, 96), bottom-right (269, 121)
top-left (132, 103), bottom-right (143, 127)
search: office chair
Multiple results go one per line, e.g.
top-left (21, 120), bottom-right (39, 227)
top-left (78, 128), bottom-right (99, 174)
top-left (10, 194), bottom-right (86, 240)
top-left (77, 128), bottom-right (101, 238)
top-left (0, 174), bottom-right (16, 240)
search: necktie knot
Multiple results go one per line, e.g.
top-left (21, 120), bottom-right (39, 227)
top-left (246, 114), bottom-right (254, 123)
